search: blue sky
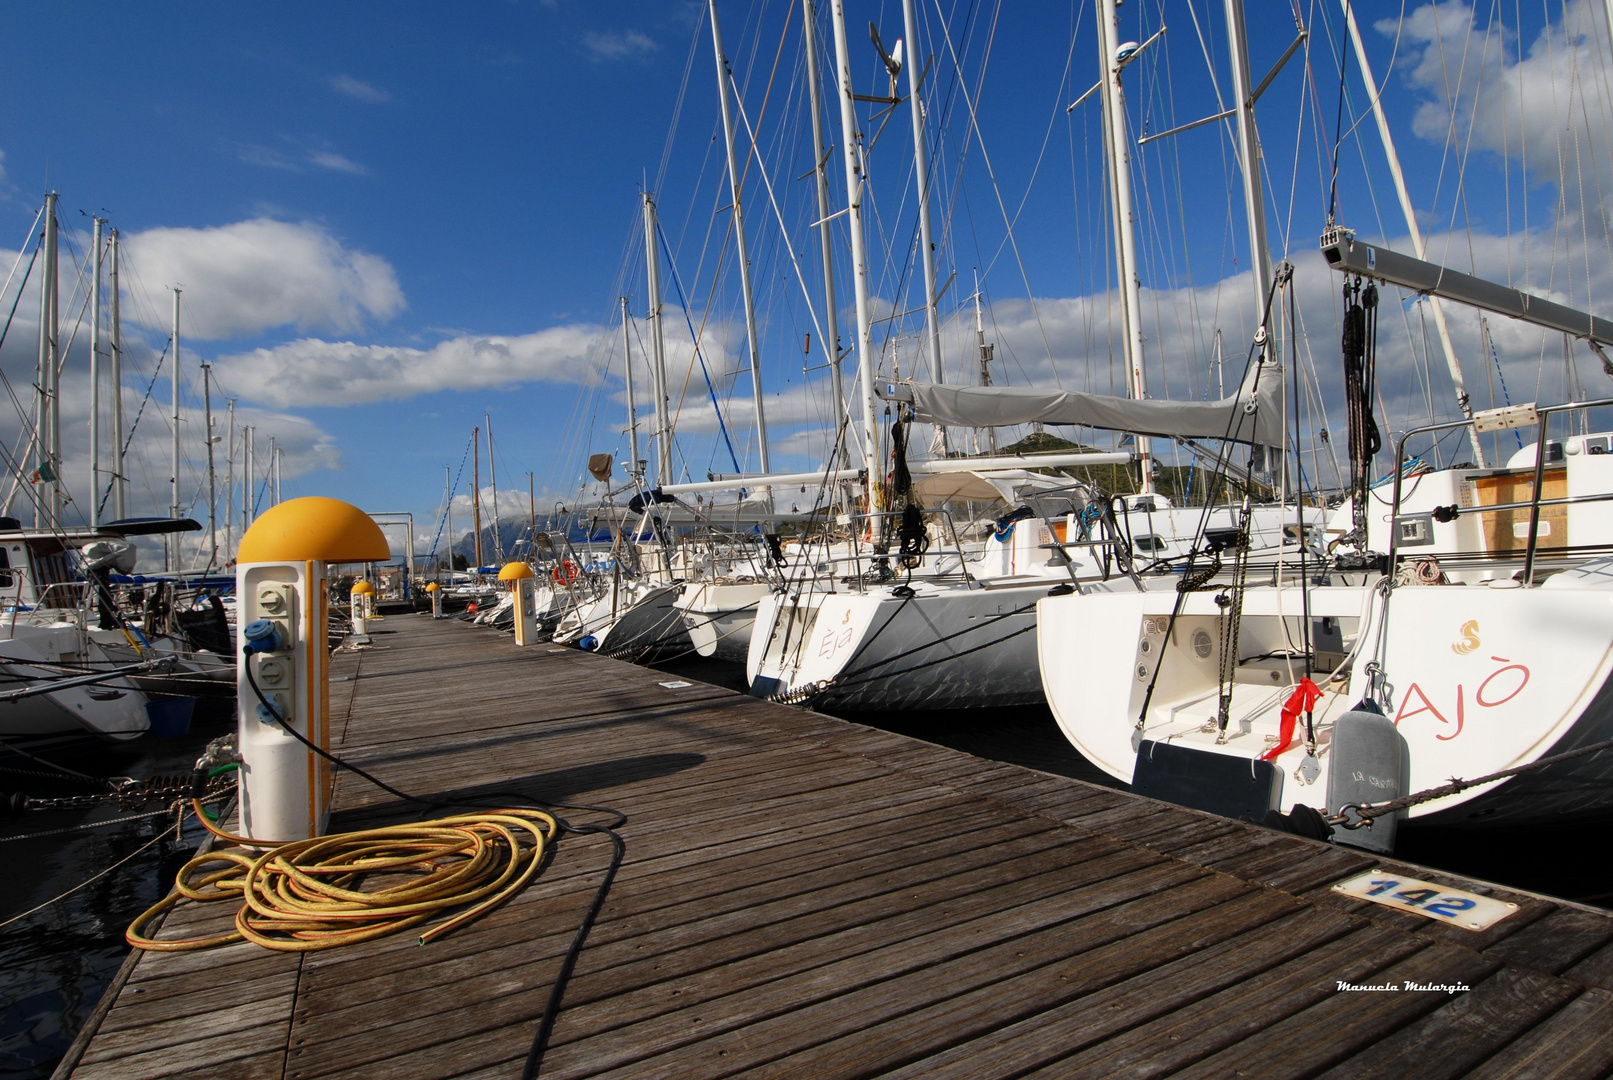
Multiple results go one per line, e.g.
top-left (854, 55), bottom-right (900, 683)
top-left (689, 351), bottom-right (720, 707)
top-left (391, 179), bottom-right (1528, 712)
top-left (1, 1), bottom-right (1609, 564)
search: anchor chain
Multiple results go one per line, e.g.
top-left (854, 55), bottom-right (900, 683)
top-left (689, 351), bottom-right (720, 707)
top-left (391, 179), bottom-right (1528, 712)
top-left (3, 772), bottom-right (235, 815)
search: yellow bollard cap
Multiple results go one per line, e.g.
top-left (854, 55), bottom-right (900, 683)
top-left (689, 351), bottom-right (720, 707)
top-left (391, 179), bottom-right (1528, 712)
top-left (497, 562), bottom-right (535, 581)
top-left (350, 581), bottom-right (376, 595)
top-left (238, 497), bottom-right (391, 564)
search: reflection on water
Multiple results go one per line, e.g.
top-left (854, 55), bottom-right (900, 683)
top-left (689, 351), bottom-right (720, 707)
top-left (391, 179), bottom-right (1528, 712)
top-left (0, 706), bottom-right (227, 1080)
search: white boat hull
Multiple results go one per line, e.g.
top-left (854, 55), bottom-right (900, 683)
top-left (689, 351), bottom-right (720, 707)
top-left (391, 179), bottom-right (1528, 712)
top-left (555, 580), bottom-right (691, 659)
top-left (1038, 561), bottom-right (1613, 827)
top-left (748, 579), bottom-right (1060, 710)
top-left (675, 580), bottom-right (769, 663)
top-left (0, 626), bottom-right (149, 740)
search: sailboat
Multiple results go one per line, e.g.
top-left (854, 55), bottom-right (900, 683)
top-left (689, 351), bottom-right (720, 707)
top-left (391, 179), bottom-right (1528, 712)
top-left (1042, 232), bottom-right (1613, 834)
top-left (747, 0), bottom-right (1301, 711)
top-left (1039, 2), bottom-right (1613, 838)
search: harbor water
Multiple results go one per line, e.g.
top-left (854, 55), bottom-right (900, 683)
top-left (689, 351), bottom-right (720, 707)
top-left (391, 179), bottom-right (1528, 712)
top-left (1, 707), bottom-right (226, 1080)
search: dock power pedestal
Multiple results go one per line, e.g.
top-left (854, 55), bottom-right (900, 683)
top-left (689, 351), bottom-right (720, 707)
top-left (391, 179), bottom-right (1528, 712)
top-left (234, 497), bottom-right (391, 842)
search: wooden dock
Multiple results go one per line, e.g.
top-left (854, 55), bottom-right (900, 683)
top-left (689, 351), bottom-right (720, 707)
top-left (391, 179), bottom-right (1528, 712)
top-left (60, 613), bottom-right (1613, 1079)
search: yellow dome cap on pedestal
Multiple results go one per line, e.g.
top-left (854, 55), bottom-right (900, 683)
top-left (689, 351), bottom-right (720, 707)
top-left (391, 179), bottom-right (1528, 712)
top-left (237, 497), bottom-right (391, 564)
top-left (498, 562), bottom-right (535, 581)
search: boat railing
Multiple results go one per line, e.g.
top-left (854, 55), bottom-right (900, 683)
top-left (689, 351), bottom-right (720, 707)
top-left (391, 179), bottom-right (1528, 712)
top-left (802, 507), bottom-right (978, 589)
top-left (1388, 395), bottom-right (1613, 584)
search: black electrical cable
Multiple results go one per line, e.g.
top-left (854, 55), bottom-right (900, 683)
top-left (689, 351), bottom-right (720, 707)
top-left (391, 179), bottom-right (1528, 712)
top-left (242, 651), bottom-right (624, 1077)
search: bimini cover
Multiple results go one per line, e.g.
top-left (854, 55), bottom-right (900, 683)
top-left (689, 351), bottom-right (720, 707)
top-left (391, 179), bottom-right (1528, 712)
top-left (912, 471), bottom-right (1010, 504)
top-left (911, 469), bottom-right (1075, 505)
top-left (878, 357), bottom-right (1283, 448)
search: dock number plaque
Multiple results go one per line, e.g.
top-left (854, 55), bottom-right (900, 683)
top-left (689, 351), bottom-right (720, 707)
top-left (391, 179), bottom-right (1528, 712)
top-left (1332, 872), bottom-right (1519, 931)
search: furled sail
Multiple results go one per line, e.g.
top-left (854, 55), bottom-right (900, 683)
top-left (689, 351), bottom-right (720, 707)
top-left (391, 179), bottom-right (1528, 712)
top-left (877, 356), bottom-right (1283, 448)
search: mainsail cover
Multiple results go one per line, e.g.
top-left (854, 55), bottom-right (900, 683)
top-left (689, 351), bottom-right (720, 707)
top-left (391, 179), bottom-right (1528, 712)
top-left (878, 356), bottom-right (1283, 447)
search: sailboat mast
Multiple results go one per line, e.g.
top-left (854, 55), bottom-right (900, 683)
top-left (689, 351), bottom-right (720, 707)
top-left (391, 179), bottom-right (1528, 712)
top-left (203, 362), bottom-right (217, 567)
top-left (641, 193), bottom-right (673, 486)
top-left (828, 0), bottom-right (884, 535)
top-left (902, 0), bottom-right (947, 455)
top-left (1338, 0), bottom-right (1484, 465)
top-left (802, 0), bottom-right (849, 466)
top-left (528, 472), bottom-right (537, 564)
top-left (169, 287), bottom-right (182, 570)
top-left (267, 437), bottom-right (278, 505)
top-left (89, 217), bottom-right (103, 529)
top-left (444, 466), bottom-right (455, 577)
top-left (708, 0), bottom-right (771, 474)
top-left (1095, 0), bottom-right (1153, 494)
top-left (1223, 0), bottom-right (1275, 315)
top-left (485, 412), bottom-right (503, 561)
top-left (973, 273), bottom-right (996, 455)
top-left (242, 427), bottom-right (252, 530)
top-left (224, 400), bottom-right (235, 559)
top-left (109, 228), bottom-right (126, 521)
top-left (620, 296), bottom-right (641, 478)
top-left (472, 425), bottom-right (483, 569)
top-left (35, 193), bottom-right (59, 529)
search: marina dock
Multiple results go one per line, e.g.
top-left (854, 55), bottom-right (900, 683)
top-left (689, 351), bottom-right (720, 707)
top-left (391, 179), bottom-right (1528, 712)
top-left (58, 614), bottom-right (1613, 1079)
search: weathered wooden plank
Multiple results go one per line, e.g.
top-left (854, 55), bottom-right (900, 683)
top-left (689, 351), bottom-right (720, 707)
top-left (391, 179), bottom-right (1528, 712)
top-left (74, 1048), bottom-right (287, 1080)
top-left (287, 854), bottom-right (1199, 1080)
top-left (74, 993), bottom-right (296, 1072)
top-left (556, 876), bottom-right (1276, 1080)
top-left (1562, 938), bottom-right (1613, 991)
top-left (1119, 814), bottom-right (1244, 854)
top-left (1464, 987), bottom-right (1613, 1080)
top-left (303, 865), bottom-right (1239, 1080)
top-left (97, 970), bottom-right (301, 1034)
top-left (1480, 907), bottom-right (1613, 976)
top-left (891, 915), bottom-right (1406, 1080)
top-left (547, 851), bottom-right (1177, 1050)
top-left (291, 813), bottom-right (1074, 1012)
top-left (1165, 943), bottom-right (1501, 1079)
top-left (1313, 966), bottom-right (1583, 1080)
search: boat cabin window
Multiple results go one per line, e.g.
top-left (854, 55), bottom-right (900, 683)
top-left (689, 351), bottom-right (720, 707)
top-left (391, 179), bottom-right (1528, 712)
top-left (0, 546), bottom-right (11, 588)
top-left (1134, 535), bottom-right (1167, 554)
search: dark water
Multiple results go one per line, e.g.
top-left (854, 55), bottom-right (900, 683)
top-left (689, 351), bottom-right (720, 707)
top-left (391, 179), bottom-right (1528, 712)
top-left (651, 654), bottom-right (1611, 910)
top-left (0, 705), bottom-right (229, 1080)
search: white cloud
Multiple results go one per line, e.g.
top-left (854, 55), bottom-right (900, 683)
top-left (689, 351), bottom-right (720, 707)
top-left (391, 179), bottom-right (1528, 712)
top-left (1385, 1), bottom-right (1613, 227)
top-left (237, 143), bottom-right (301, 171)
top-left (327, 75), bottom-right (391, 104)
top-left (122, 218), bottom-right (404, 340)
top-left (308, 150), bottom-right (370, 176)
top-left (211, 324), bottom-right (613, 407)
top-left (236, 139), bottom-right (372, 177)
top-left (581, 29), bottom-right (658, 62)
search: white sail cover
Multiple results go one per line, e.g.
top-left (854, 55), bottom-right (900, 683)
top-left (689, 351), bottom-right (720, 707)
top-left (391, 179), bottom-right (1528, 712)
top-left (878, 357), bottom-right (1283, 447)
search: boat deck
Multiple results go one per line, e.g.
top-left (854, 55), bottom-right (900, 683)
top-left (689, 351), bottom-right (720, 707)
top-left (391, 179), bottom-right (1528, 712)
top-left (60, 613), bottom-right (1613, 1079)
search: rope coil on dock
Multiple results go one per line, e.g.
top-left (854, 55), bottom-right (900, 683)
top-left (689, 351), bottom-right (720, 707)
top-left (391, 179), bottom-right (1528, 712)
top-left (127, 801), bottom-right (558, 952)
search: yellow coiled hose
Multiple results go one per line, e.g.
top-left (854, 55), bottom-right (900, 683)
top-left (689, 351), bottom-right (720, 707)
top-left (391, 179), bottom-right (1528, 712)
top-left (127, 800), bottom-right (558, 952)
